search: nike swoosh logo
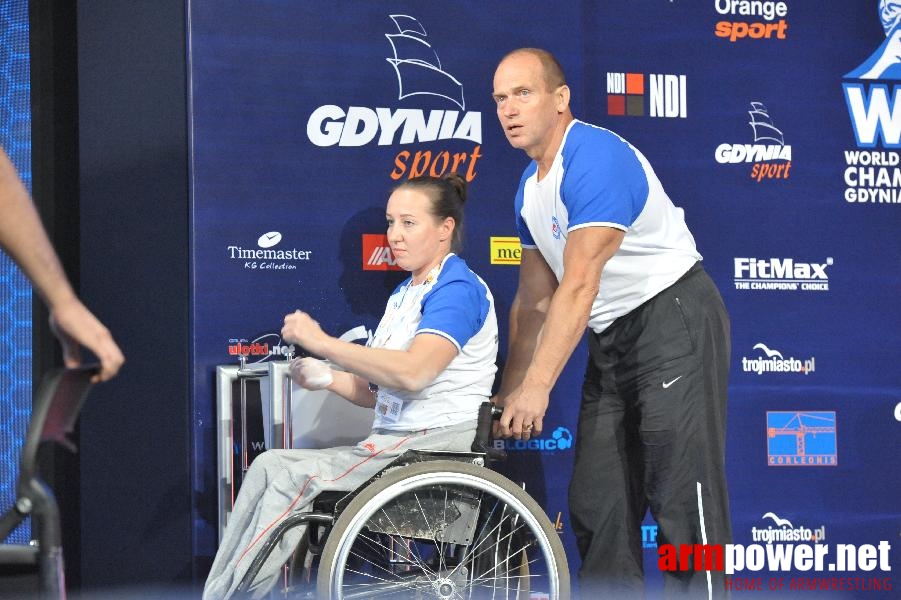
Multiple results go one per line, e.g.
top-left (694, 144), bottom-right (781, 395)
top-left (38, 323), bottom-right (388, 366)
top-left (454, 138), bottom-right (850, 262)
top-left (662, 376), bottom-right (683, 389)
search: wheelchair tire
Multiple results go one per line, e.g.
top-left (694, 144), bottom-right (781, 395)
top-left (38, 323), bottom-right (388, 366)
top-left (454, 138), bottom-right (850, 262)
top-left (316, 459), bottom-right (569, 599)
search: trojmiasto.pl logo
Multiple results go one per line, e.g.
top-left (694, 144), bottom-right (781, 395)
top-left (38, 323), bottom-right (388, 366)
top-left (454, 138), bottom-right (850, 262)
top-left (741, 343), bottom-right (816, 375)
top-left (842, 1), bottom-right (901, 205)
top-left (752, 511), bottom-right (827, 544)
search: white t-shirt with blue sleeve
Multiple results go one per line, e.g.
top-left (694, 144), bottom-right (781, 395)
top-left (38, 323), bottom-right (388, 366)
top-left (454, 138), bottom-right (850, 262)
top-left (370, 253), bottom-right (498, 431)
top-left (515, 120), bottom-right (701, 333)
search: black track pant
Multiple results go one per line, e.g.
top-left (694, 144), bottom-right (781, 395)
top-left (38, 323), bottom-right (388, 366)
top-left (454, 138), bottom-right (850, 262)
top-left (569, 263), bottom-right (732, 599)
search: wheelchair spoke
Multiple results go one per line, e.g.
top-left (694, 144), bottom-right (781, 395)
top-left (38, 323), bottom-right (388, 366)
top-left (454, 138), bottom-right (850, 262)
top-left (338, 570), bottom-right (435, 599)
top-left (348, 531), bottom-right (426, 578)
top-left (374, 504), bottom-right (439, 580)
top-left (318, 461), bottom-right (569, 600)
top-left (450, 502), bottom-right (513, 575)
top-left (411, 487), bottom-right (450, 576)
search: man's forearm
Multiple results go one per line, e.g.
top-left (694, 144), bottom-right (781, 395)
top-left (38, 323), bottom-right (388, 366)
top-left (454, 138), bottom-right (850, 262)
top-left (522, 278), bottom-right (596, 392)
top-left (497, 294), bottom-right (546, 397)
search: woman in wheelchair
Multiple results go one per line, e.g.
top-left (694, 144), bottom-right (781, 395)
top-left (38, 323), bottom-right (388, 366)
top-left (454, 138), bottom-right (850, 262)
top-left (203, 173), bottom-right (500, 599)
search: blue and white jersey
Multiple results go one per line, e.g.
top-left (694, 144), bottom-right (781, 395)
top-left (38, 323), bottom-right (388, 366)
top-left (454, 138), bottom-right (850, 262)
top-left (370, 253), bottom-right (498, 431)
top-left (515, 120), bottom-right (701, 333)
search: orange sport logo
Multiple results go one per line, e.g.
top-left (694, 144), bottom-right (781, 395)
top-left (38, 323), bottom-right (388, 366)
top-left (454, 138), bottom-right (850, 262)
top-left (714, 0), bottom-right (788, 42)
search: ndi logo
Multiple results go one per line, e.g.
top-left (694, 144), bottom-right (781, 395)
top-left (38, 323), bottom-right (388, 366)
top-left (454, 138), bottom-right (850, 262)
top-left (493, 426), bottom-right (574, 452)
top-left (841, 1), bottom-right (901, 204)
top-left (606, 72), bottom-right (687, 118)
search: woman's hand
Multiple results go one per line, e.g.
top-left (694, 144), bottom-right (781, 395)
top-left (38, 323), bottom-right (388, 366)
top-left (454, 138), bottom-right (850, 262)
top-left (289, 357), bottom-right (334, 390)
top-left (281, 310), bottom-right (329, 355)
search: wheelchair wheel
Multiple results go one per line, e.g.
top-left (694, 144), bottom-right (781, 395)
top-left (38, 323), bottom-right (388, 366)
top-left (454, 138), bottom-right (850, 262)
top-left (317, 460), bottom-right (569, 599)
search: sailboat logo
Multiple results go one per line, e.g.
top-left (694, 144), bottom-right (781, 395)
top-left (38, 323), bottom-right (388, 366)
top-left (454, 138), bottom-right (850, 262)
top-left (748, 102), bottom-right (784, 145)
top-left (385, 14), bottom-right (466, 110)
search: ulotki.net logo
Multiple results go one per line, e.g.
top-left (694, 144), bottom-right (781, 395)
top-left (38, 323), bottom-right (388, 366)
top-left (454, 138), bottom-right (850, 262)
top-left (657, 540), bottom-right (892, 592)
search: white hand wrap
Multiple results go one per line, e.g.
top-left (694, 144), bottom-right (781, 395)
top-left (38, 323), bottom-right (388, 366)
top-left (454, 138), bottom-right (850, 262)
top-left (290, 357), bottom-right (333, 389)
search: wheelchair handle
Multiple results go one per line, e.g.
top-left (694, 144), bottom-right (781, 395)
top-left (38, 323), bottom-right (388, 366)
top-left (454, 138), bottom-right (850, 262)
top-left (471, 401), bottom-right (506, 460)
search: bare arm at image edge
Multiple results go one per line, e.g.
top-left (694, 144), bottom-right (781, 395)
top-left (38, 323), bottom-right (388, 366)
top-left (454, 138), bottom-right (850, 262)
top-left (0, 147), bottom-right (124, 381)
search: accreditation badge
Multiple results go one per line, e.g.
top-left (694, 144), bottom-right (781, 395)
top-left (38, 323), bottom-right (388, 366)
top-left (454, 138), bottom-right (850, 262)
top-left (375, 389), bottom-right (404, 424)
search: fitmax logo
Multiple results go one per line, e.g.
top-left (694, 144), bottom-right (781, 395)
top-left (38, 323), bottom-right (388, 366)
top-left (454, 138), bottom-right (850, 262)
top-left (734, 257), bottom-right (831, 292)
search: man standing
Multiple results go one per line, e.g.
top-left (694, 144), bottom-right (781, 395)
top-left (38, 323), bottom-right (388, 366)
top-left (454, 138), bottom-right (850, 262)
top-left (492, 48), bottom-right (731, 598)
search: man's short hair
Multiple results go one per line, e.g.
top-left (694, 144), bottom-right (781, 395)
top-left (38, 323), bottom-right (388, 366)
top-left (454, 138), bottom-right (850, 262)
top-left (500, 48), bottom-right (567, 92)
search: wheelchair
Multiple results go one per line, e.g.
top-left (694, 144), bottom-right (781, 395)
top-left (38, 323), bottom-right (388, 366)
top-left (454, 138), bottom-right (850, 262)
top-left (234, 403), bottom-right (570, 599)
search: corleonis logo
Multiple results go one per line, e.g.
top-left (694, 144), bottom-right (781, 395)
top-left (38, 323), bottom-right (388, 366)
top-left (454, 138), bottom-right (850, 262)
top-left (362, 234), bottom-right (402, 271)
top-left (606, 72), bottom-right (687, 118)
top-left (490, 237), bottom-right (521, 265)
top-left (766, 411), bottom-right (837, 467)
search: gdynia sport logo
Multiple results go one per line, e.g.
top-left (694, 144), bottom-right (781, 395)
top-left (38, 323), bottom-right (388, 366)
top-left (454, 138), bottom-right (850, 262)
top-left (657, 540), bottom-right (893, 593)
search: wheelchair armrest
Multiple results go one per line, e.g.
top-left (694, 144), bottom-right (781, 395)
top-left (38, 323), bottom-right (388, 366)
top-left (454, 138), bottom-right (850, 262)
top-left (470, 402), bottom-right (506, 462)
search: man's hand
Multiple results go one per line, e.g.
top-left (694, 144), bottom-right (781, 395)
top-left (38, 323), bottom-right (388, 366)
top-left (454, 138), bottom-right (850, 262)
top-left (49, 299), bottom-right (124, 382)
top-left (496, 384), bottom-right (549, 440)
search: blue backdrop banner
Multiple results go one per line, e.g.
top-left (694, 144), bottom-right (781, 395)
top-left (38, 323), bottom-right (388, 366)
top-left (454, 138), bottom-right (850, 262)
top-left (187, 2), bottom-right (901, 595)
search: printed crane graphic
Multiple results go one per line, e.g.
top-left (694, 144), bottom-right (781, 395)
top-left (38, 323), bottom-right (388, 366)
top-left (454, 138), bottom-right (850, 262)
top-left (767, 412), bottom-right (836, 457)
